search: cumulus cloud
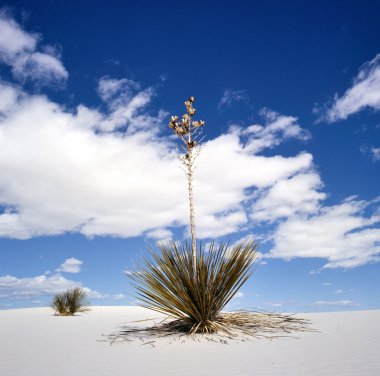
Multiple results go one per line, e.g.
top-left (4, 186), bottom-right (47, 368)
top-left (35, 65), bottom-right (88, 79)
top-left (269, 197), bottom-right (380, 269)
top-left (0, 266), bottom-right (124, 300)
top-left (0, 73), bottom-right (378, 269)
top-left (0, 79), bottom-right (313, 240)
top-left (0, 273), bottom-right (85, 299)
top-left (1, 26), bottom-right (378, 270)
top-left (0, 81), bottom-right (20, 113)
top-left (251, 172), bottom-right (325, 222)
top-left (322, 53), bottom-right (380, 122)
top-left (218, 89), bottom-right (248, 110)
top-left (56, 258), bottom-right (83, 273)
top-left (0, 10), bottom-right (68, 86)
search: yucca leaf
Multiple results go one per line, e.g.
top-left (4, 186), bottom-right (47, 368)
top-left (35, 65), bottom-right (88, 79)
top-left (128, 240), bottom-right (260, 333)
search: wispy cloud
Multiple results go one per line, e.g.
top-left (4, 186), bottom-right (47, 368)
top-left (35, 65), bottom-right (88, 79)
top-left (232, 291), bottom-right (244, 299)
top-left (96, 76), bottom-right (163, 132)
top-left (0, 10), bottom-right (68, 86)
top-left (310, 300), bottom-right (360, 307)
top-left (97, 76), bottom-right (140, 103)
top-left (145, 228), bottom-right (173, 240)
top-left (360, 145), bottom-right (380, 162)
top-left (239, 108), bottom-right (310, 154)
top-left (320, 53), bottom-right (380, 122)
top-left (370, 147), bottom-right (380, 161)
top-left (218, 89), bottom-right (248, 110)
top-left (56, 258), bottom-right (83, 273)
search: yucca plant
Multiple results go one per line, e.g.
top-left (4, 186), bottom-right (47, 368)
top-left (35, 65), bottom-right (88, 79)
top-left (129, 240), bottom-right (260, 334)
top-left (51, 287), bottom-right (90, 316)
top-left (51, 293), bottom-right (67, 316)
top-left (126, 97), bottom-right (261, 335)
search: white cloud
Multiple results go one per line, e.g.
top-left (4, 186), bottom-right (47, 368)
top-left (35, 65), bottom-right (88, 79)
top-left (310, 300), bottom-right (360, 307)
top-left (309, 269), bottom-right (320, 275)
top-left (360, 145), bottom-right (380, 162)
top-left (218, 89), bottom-right (248, 110)
top-left (0, 273), bottom-right (80, 299)
top-left (0, 11), bottom-right (67, 86)
top-left (334, 289), bottom-right (344, 294)
top-left (0, 80), bottom-right (313, 240)
top-left (322, 282), bottom-right (332, 286)
top-left (239, 108), bottom-right (310, 154)
top-left (269, 197), bottom-right (380, 269)
top-left (31, 300), bottom-right (43, 305)
top-left (97, 76), bottom-right (140, 104)
top-left (12, 52), bottom-right (68, 85)
top-left (370, 147), bottom-right (380, 161)
top-left (97, 76), bottom-right (164, 133)
top-left (251, 172), bottom-right (325, 222)
top-left (323, 53), bottom-right (380, 122)
top-left (0, 81), bottom-right (20, 113)
top-left (111, 293), bottom-right (126, 300)
top-left (233, 291), bottom-right (244, 299)
top-left (145, 228), bottom-right (173, 240)
top-left (0, 262), bottom-right (116, 301)
top-left (0, 11), bottom-right (36, 60)
top-left (56, 258), bottom-right (83, 273)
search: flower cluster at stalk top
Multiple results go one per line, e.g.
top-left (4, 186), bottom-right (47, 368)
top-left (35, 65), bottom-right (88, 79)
top-left (168, 96), bottom-right (205, 151)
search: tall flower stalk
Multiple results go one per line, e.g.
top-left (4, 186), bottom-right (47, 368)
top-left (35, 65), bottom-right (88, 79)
top-left (169, 97), bottom-right (205, 272)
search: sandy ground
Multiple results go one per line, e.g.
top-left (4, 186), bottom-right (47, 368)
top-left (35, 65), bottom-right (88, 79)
top-left (1, 306), bottom-right (379, 376)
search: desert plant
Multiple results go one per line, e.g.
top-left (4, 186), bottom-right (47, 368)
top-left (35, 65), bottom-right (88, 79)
top-left (51, 293), bottom-right (67, 316)
top-left (130, 240), bottom-right (260, 334)
top-left (128, 97), bottom-right (260, 335)
top-left (51, 287), bottom-right (90, 316)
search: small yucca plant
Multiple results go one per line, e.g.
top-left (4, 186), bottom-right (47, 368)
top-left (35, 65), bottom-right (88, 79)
top-left (51, 287), bottom-right (90, 316)
top-left (129, 240), bottom-right (260, 334)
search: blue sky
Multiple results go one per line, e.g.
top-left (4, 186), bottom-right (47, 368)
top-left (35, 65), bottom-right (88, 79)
top-left (0, 0), bottom-right (379, 312)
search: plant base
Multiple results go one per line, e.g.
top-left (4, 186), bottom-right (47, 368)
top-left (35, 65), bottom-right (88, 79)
top-left (101, 310), bottom-right (317, 346)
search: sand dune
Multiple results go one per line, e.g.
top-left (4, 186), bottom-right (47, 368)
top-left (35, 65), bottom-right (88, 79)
top-left (1, 307), bottom-right (379, 376)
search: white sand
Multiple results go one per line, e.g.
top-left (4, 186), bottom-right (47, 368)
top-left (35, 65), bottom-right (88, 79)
top-left (1, 307), bottom-right (379, 376)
